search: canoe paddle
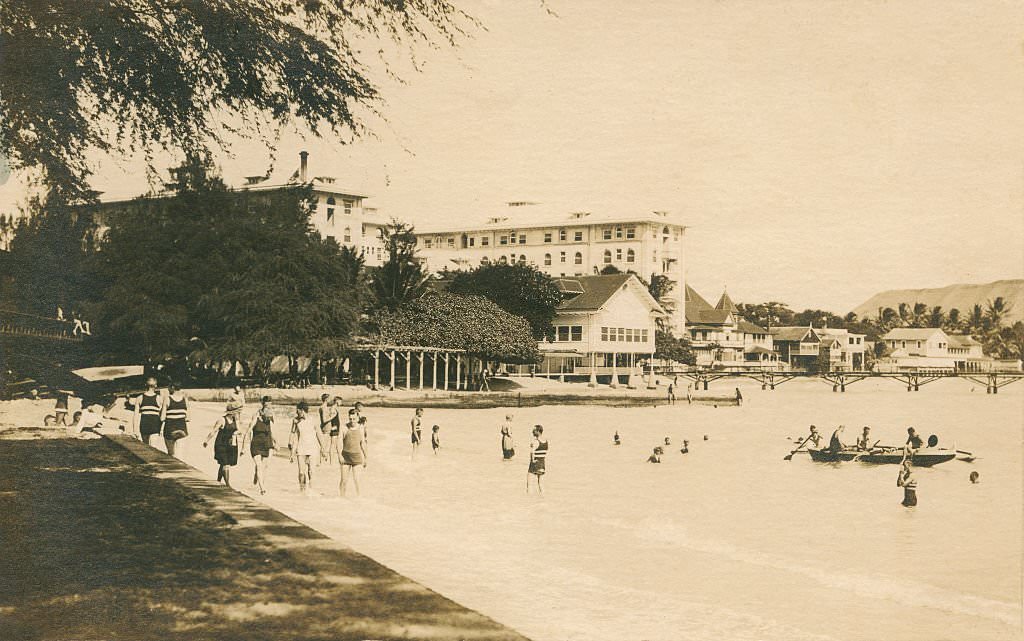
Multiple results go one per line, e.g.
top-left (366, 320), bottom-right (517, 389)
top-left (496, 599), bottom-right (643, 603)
top-left (785, 435), bottom-right (813, 461)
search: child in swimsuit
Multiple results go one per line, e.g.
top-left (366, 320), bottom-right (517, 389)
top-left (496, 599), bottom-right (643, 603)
top-left (431, 425), bottom-right (440, 454)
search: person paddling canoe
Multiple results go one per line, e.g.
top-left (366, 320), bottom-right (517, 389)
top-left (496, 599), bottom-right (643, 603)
top-left (828, 425), bottom-right (847, 454)
top-left (806, 425), bottom-right (823, 448)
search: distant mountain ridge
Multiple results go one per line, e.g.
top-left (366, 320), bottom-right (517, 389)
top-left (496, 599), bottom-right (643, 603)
top-left (851, 280), bottom-right (1024, 325)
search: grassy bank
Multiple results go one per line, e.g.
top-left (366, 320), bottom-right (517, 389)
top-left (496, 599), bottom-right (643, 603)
top-left (0, 432), bottom-right (528, 641)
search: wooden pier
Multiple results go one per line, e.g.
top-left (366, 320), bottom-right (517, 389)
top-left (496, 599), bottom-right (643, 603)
top-left (665, 368), bottom-right (1024, 394)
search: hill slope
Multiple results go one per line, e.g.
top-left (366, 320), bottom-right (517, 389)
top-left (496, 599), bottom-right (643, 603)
top-left (851, 280), bottom-right (1024, 324)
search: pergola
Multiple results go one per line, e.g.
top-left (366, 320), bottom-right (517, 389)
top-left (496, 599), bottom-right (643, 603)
top-left (347, 344), bottom-right (474, 391)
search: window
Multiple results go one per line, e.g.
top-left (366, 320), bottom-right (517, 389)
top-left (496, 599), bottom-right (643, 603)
top-left (603, 250), bottom-right (612, 263)
top-left (519, 233), bottom-right (526, 244)
top-left (481, 237), bottom-right (490, 246)
top-left (574, 231), bottom-right (583, 242)
top-left (626, 226), bottom-right (636, 239)
top-left (601, 327), bottom-right (609, 341)
top-left (343, 226), bottom-right (351, 242)
top-left (574, 252), bottom-right (582, 265)
top-left (609, 328), bottom-right (617, 342)
top-left (616, 248), bottom-right (623, 261)
top-left (560, 251), bottom-right (566, 263)
top-left (544, 232), bottom-right (552, 243)
top-left (641, 329), bottom-right (649, 342)
top-left (617, 328), bottom-right (625, 341)
top-left (327, 197), bottom-right (336, 206)
top-left (559, 229), bottom-right (567, 241)
top-left (626, 249), bottom-right (635, 263)
top-left (544, 253), bottom-right (552, 266)
top-left (571, 326), bottom-right (582, 341)
top-left (343, 199), bottom-right (353, 215)
top-left (558, 326), bottom-right (570, 342)
top-left (615, 226), bottom-right (623, 239)
top-left (469, 237), bottom-right (475, 247)
top-left (327, 208), bottom-right (335, 222)
top-left (499, 235), bottom-right (508, 245)
top-left (424, 239), bottom-right (432, 249)
top-left (603, 228), bottom-right (612, 240)
top-left (447, 238), bottom-right (455, 248)
top-left (510, 254), bottom-right (517, 263)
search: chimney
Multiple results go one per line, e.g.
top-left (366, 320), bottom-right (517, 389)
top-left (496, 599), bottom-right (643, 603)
top-left (299, 151), bottom-right (309, 182)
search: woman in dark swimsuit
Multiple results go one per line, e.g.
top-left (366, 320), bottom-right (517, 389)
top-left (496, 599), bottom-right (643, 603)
top-left (243, 396), bottom-right (275, 494)
top-left (204, 402), bottom-right (243, 487)
top-left (527, 425), bottom-right (548, 494)
top-left (134, 377), bottom-right (163, 445)
top-left (410, 407), bottom-right (423, 458)
top-left (161, 383), bottom-right (189, 458)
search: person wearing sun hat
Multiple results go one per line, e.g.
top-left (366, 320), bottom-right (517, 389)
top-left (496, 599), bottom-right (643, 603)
top-left (203, 399), bottom-right (244, 487)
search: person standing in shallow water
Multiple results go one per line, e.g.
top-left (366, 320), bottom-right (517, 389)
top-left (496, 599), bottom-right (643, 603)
top-left (410, 407), bottom-right (423, 457)
top-left (527, 425), bottom-right (548, 493)
top-left (203, 401), bottom-right (243, 487)
top-left (897, 458), bottom-right (917, 507)
top-left (161, 383), bottom-right (189, 458)
top-left (500, 414), bottom-right (515, 460)
top-left (340, 416), bottom-right (367, 497)
top-left (133, 377), bottom-right (163, 445)
top-left (242, 396), bottom-right (275, 495)
top-left (289, 402), bottom-right (323, 495)
top-left (735, 387), bottom-right (743, 406)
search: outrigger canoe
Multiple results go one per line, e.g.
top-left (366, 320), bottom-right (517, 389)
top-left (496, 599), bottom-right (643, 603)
top-left (807, 446), bottom-right (956, 467)
top-left (858, 446), bottom-right (956, 467)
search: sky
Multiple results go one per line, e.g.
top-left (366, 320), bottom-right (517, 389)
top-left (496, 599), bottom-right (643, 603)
top-left (2, 0), bottom-right (1022, 313)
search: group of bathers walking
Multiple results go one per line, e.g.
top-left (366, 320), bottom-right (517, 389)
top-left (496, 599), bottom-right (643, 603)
top-left (126, 377), bottom-right (191, 457)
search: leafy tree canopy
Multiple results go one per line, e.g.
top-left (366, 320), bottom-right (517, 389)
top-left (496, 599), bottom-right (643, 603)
top-left (0, 0), bottom-right (472, 201)
top-left (374, 291), bottom-right (540, 364)
top-left (87, 157), bottom-right (365, 364)
top-left (655, 329), bottom-right (696, 365)
top-left (448, 262), bottom-right (563, 340)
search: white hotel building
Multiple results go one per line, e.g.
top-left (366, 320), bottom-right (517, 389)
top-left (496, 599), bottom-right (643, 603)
top-left (413, 203), bottom-right (687, 332)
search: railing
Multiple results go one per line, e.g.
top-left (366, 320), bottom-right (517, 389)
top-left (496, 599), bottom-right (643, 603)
top-left (0, 309), bottom-right (84, 342)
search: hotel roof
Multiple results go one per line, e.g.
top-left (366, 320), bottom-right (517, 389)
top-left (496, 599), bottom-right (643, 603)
top-left (882, 327), bottom-right (948, 340)
top-left (556, 274), bottom-right (664, 314)
top-left (415, 203), bottom-right (686, 235)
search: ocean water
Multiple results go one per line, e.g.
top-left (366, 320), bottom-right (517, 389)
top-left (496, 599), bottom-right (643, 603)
top-left (175, 378), bottom-right (1023, 641)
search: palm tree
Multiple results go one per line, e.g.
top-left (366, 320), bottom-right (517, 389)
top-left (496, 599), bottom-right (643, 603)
top-left (968, 304), bottom-right (986, 335)
top-left (879, 307), bottom-right (899, 330)
top-left (370, 220), bottom-right (430, 311)
top-left (911, 302), bottom-right (928, 328)
top-left (985, 297), bottom-right (1014, 331)
top-left (927, 306), bottom-right (944, 329)
top-left (898, 302), bottom-right (911, 326)
top-left (946, 308), bottom-right (962, 332)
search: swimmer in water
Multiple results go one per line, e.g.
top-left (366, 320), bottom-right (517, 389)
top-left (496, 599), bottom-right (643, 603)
top-left (680, 440), bottom-right (689, 454)
top-left (969, 471), bottom-right (979, 484)
top-left (647, 447), bottom-right (662, 464)
top-left (613, 431), bottom-right (621, 446)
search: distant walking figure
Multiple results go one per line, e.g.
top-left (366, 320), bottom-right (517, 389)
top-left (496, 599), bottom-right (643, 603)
top-left (897, 458), bottom-right (917, 507)
top-left (204, 401), bottom-right (243, 487)
top-left (686, 384), bottom-right (693, 405)
top-left (500, 415), bottom-right (515, 459)
top-left (667, 383), bottom-right (676, 404)
top-left (162, 384), bottom-right (189, 458)
top-left (527, 425), bottom-right (548, 493)
top-left (735, 387), bottom-right (743, 406)
top-left (133, 377), bottom-right (163, 445)
top-left (480, 367), bottom-right (491, 391)
top-left (410, 408), bottom-right (424, 457)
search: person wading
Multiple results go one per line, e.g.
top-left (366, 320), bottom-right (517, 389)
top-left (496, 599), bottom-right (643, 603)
top-left (242, 396), bottom-right (276, 495)
top-left (132, 377), bottom-right (163, 445)
top-left (527, 425), bottom-right (548, 493)
top-left (289, 402), bottom-right (323, 496)
top-left (500, 415), bottom-right (515, 460)
top-left (204, 401), bottom-right (243, 487)
top-left (161, 383), bottom-right (189, 458)
top-left (897, 457), bottom-right (917, 507)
